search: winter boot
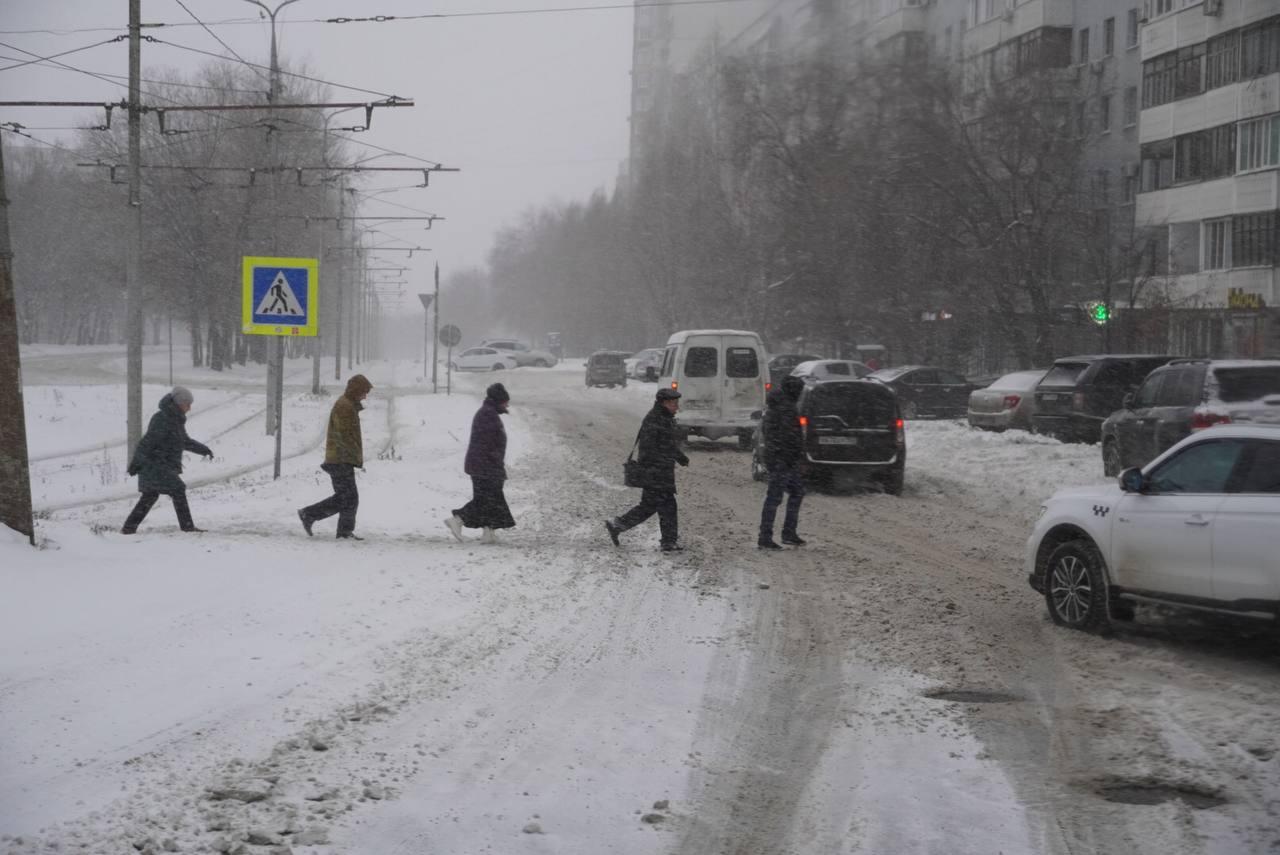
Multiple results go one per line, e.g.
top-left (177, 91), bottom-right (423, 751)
top-left (757, 538), bottom-right (783, 550)
top-left (480, 527), bottom-right (497, 544)
top-left (781, 533), bottom-right (806, 546)
top-left (604, 520), bottom-right (621, 547)
top-left (298, 509), bottom-right (314, 537)
top-left (336, 532), bottom-right (364, 541)
top-left (444, 515), bottom-right (464, 543)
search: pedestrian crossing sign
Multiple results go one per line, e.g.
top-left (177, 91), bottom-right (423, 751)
top-left (242, 256), bottom-right (319, 336)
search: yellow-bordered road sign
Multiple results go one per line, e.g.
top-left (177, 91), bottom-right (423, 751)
top-left (242, 256), bottom-right (319, 336)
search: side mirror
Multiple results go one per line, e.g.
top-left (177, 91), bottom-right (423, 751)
top-left (1123, 391), bottom-right (1135, 409)
top-left (1118, 467), bottom-right (1145, 493)
top-left (750, 410), bottom-right (763, 420)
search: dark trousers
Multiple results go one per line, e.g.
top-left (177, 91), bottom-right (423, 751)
top-left (760, 468), bottom-right (805, 539)
top-left (301, 463), bottom-right (359, 536)
top-left (615, 488), bottom-right (678, 545)
top-left (122, 490), bottom-right (194, 533)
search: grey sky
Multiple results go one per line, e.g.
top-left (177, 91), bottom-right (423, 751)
top-left (0, 0), bottom-right (634, 286)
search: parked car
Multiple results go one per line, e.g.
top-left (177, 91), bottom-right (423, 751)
top-left (479, 339), bottom-right (558, 367)
top-left (768, 353), bottom-right (821, 387)
top-left (450, 347), bottom-right (518, 372)
top-left (1101, 358), bottom-right (1280, 475)
top-left (585, 350), bottom-right (629, 388)
top-left (1026, 424), bottom-right (1280, 633)
top-left (790, 359), bottom-right (872, 384)
top-left (659, 329), bottom-right (768, 449)
top-left (750, 379), bottom-right (905, 494)
top-left (966, 369), bottom-right (1047, 432)
top-left (626, 348), bottom-right (664, 381)
top-left (865, 365), bottom-right (974, 419)
top-left (1031, 354), bottom-right (1177, 444)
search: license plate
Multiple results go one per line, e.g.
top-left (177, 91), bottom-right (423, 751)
top-left (1041, 393), bottom-right (1060, 401)
top-left (818, 436), bottom-right (858, 446)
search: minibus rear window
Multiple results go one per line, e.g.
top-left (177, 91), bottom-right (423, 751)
top-left (685, 347), bottom-right (718, 377)
top-left (726, 347), bottom-right (759, 378)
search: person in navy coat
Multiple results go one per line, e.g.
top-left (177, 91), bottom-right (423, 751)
top-left (445, 383), bottom-right (516, 543)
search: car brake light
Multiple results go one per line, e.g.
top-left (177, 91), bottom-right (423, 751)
top-left (671, 381), bottom-right (678, 390)
top-left (894, 418), bottom-right (905, 444)
top-left (1003, 394), bottom-right (1021, 409)
top-left (765, 382), bottom-right (772, 392)
top-left (798, 416), bottom-right (808, 428)
top-left (1072, 391), bottom-right (1085, 411)
top-left (1190, 410), bottom-right (1231, 431)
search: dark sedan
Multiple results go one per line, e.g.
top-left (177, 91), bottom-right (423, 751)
top-left (866, 365), bottom-right (975, 419)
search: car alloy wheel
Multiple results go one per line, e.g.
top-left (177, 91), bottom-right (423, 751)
top-left (1045, 540), bottom-right (1110, 633)
top-left (492, 364), bottom-right (506, 371)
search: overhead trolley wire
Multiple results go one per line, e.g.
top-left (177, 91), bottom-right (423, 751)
top-left (170, 0), bottom-right (270, 86)
top-left (0, 35), bottom-right (123, 73)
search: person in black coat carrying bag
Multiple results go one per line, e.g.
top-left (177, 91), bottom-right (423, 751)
top-left (757, 375), bottom-right (807, 549)
top-left (445, 383), bottom-right (516, 544)
top-left (121, 386), bottom-right (214, 534)
top-left (605, 387), bottom-right (689, 552)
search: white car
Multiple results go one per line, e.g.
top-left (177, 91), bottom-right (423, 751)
top-left (626, 348), bottom-right (664, 381)
top-left (479, 339), bottom-right (558, 368)
top-left (791, 359), bottom-right (872, 384)
top-left (450, 347), bottom-right (518, 372)
top-left (1025, 425), bottom-right (1280, 632)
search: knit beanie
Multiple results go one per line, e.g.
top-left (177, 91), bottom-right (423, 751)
top-left (171, 386), bottom-right (194, 407)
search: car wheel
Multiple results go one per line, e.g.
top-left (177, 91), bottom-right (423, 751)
top-left (533, 359), bottom-right (548, 368)
top-left (492, 364), bottom-right (506, 371)
top-left (738, 431), bottom-right (754, 452)
top-left (1102, 438), bottom-right (1122, 477)
top-left (1044, 539), bottom-right (1111, 633)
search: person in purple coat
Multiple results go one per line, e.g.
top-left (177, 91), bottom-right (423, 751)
top-left (445, 383), bottom-right (516, 544)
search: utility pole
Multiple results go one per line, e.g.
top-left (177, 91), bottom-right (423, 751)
top-left (432, 261), bottom-right (440, 393)
top-left (125, 0), bottom-right (143, 460)
top-left (0, 135), bottom-right (36, 546)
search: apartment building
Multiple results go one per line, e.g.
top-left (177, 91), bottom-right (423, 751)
top-left (1136, 0), bottom-right (1280, 357)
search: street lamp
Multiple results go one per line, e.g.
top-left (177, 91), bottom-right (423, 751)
top-left (241, 0), bottom-right (302, 103)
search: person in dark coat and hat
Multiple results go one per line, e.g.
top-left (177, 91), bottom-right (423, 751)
top-left (446, 383), bottom-right (516, 544)
top-left (757, 374), bottom-right (807, 549)
top-left (121, 386), bottom-right (214, 534)
top-left (299, 374), bottom-right (373, 540)
top-left (605, 387), bottom-right (689, 552)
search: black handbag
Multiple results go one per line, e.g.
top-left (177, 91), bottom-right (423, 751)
top-left (623, 428), bottom-right (648, 488)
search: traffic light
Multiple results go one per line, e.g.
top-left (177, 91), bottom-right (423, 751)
top-left (1087, 301), bottom-right (1111, 325)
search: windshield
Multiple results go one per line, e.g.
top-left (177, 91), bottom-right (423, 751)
top-left (807, 383), bottom-right (896, 428)
top-left (592, 353), bottom-right (623, 366)
top-left (1214, 366), bottom-right (1280, 402)
top-left (995, 370), bottom-right (1047, 391)
top-left (1041, 362), bottom-right (1089, 387)
top-left (868, 367), bottom-right (911, 381)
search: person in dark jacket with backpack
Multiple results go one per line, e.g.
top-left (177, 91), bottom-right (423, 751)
top-left (758, 374), bottom-right (807, 549)
top-left (445, 383), bottom-right (516, 544)
top-left (605, 387), bottom-right (689, 552)
top-left (121, 386), bottom-right (214, 534)
top-left (299, 374), bottom-right (372, 540)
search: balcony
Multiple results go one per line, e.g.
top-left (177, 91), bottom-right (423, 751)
top-left (865, 5), bottom-right (928, 48)
top-left (962, 0), bottom-right (1075, 56)
top-left (1137, 170), bottom-right (1279, 223)
top-left (1140, 72), bottom-right (1280, 142)
top-left (1142, 0), bottom-right (1280, 60)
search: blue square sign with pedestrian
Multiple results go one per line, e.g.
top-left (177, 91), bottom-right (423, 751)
top-left (241, 256), bottom-right (319, 336)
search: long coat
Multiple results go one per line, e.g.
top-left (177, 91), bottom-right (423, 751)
top-left (761, 388), bottom-right (804, 472)
top-left (464, 398), bottom-right (508, 480)
top-left (127, 393), bottom-right (212, 495)
top-left (324, 375), bottom-right (371, 467)
top-left (635, 403), bottom-right (689, 491)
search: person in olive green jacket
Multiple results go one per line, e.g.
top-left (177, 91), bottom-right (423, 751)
top-left (298, 374), bottom-right (372, 539)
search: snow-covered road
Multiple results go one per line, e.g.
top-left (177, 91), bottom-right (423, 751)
top-left (2, 352), bottom-right (1277, 855)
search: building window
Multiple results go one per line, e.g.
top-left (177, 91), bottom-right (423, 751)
top-left (1205, 31), bottom-right (1240, 90)
top-left (1078, 27), bottom-right (1090, 64)
top-left (1122, 165), bottom-right (1138, 203)
top-left (944, 25), bottom-right (953, 57)
top-left (1100, 94), bottom-right (1112, 131)
top-left (1231, 211), bottom-right (1278, 267)
top-left (1241, 18), bottom-right (1280, 79)
top-left (1142, 51), bottom-right (1176, 108)
top-left (1075, 101), bottom-right (1087, 137)
top-left (1123, 86), bottom-right (1138, 126)
top-left (1173, 124), bottom-right (1236, 184)
top-left (1127, 8), bottom-right (1139, 48)
top-left (1141, 139), bottom-right (1174, 191)
top-left (1104, 17), bottom-right (1115, 57)
top-left (1145, 0), bottom-right (1175, 18)
top-left (1174, 43), bottom-right (1206, 99)
top-left (1238, 114), bottom-right (1280, 172)
top-left (1203, 219), bottom-right (1230, 271)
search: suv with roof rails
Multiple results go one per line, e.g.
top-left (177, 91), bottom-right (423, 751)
top-left (1031, 354), bottom-right (1177, 443)
top-left (1101, 358), bottom-right (1280, 475)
